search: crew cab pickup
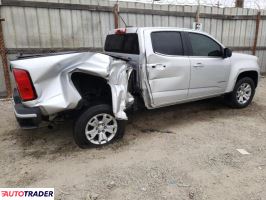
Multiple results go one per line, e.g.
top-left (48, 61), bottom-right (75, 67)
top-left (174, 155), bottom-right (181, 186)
top-left (10, 27), bottom-right (260, 147)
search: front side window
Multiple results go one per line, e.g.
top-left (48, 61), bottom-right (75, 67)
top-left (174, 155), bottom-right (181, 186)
top-left (189, 33), bottom-right (223, 57)
top-left (151, 31), bottom-right (184, 56)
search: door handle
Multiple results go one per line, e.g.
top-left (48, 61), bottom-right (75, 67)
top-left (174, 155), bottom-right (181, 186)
top-left (151, 64), bottom-right (166, 69)
top-left (193, 63), bottom-right (204, 68)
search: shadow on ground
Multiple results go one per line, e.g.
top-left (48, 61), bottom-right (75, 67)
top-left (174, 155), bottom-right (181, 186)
top-left (6, 96), bottom-right (264, 159)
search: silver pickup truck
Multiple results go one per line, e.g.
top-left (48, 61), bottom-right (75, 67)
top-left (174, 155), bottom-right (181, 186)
top-left (11, 27), bottom-right (260, 148)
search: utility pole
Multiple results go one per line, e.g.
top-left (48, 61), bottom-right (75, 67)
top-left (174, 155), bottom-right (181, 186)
top-left (235, 0), bottom-right (244, 8)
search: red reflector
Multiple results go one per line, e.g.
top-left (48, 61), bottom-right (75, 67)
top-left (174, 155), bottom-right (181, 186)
top-left (13, 69), bottom-right (37, 101)
top-left (115, 28), bottom-right (126, 35)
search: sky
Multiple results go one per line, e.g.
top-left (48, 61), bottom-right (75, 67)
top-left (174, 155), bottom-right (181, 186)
top-left (111, 0), bottom-right (266, 9)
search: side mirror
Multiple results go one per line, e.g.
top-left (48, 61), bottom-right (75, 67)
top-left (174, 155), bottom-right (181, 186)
top-left (224, 48), bottom-right (232, 58)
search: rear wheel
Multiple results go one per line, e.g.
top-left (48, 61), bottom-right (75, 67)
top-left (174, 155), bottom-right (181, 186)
top-left (73, 104), bottom-right (125, 148)
top-left (226, 77), bottom-right (255, 108)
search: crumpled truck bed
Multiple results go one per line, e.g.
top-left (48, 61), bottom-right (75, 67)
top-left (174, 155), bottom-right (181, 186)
top-left (10, 52), bottom-right (133, 120)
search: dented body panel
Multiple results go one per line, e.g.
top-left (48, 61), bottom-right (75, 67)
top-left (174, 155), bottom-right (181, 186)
top-left (11, 52), bottom-right (133, 120)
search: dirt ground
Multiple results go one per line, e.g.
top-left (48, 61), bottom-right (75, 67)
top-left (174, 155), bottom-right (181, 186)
top-left (0, 78), bottom-right (266, 200)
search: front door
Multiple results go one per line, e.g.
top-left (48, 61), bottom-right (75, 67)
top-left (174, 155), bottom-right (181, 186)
top-left (187, 32), bottom-right (231, 98)
top-left (144, 30), bottom-right (191, 107)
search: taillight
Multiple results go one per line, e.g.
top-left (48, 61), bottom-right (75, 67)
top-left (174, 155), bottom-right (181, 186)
top-left (13, 69), bottom-right (37, 101)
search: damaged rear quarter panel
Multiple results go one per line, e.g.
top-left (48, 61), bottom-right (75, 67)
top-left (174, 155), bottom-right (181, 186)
top-left (108, 60), bottom-right (133, 120)
top-left (11, 52), bottom-right (133, 120)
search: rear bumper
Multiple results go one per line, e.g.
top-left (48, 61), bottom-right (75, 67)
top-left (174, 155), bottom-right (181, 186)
top-left (13, 89), bottom-right (42, 129)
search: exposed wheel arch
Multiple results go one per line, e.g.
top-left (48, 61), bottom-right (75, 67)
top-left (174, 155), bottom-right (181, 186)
top-left (71, 72), bottom-right (112, 106)
top-left (71, 64), bottom-right (133, 120)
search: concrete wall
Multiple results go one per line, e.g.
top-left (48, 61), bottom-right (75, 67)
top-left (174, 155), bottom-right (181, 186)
top-left (0, 0), bottom-right (266, 96)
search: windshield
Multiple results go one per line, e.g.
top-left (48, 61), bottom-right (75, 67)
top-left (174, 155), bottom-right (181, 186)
top-left (104, 33), bottom-right (140, 55)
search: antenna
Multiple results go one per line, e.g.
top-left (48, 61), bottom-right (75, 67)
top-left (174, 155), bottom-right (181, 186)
top-left (115, 1), bottom-right (130, 28)
top-left (118, 13), bottom-right (129, 27)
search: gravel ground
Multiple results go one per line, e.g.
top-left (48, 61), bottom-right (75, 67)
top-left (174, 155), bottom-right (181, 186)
top-left (0, 78), bottom-right (266, 200)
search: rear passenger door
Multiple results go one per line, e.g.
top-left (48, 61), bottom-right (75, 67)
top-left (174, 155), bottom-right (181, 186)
top-left (144, 30), bottom-right (191, 107)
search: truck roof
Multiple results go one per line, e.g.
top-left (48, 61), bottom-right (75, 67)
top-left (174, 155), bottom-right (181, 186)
top-left (108, 27), bottom-right (207, 35)
top-left (106, 26), bottom-right (224, 49)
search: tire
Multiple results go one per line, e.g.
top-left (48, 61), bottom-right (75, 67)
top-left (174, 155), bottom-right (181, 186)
top-left (225, 77), bottom-right (255, 108)
top-left (73, 104), bottom-right (125, 148)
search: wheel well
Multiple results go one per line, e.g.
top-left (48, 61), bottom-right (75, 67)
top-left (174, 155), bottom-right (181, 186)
top-left (237, 71), bottom-right (258, 87)
top-left (128, 69), bottom-right (138, 95)
top-left (71, 72), bottom-right (112, 106)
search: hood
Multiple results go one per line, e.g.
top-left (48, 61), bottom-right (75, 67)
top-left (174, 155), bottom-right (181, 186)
top-left (231, 52), bottom-right (258, 61)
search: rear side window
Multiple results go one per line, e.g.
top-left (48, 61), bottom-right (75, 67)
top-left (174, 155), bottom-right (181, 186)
top-left (189, 33), bottom-right (223, 57)
top-left (151, 31), bottom-right (183, 56)
top-left (104, 33), bottom-right (139, 54)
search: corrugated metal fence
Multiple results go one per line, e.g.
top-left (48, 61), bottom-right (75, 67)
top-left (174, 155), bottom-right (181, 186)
top-left (0, 0), bottom-right (266, 96)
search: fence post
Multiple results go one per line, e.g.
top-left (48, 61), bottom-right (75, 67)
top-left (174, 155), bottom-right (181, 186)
top-left (195, 4), bottom-right (200, 23)
top-left (0, 18), bottom-right (12, 98)
top-left (252, 11), bottom-right (261, 55)
top-left (113, 3), bottom-right (119, 29)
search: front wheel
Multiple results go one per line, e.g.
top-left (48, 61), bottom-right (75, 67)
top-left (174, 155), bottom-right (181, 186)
top-left (225, 77), bottom-right (255, 108)
top-left (73, 104), bottom-right (125, 148)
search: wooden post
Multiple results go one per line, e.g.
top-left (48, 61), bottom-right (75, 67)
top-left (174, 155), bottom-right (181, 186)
top-left (195, 0), bottom-right (200, 23)
top-left (195, 7), bottom-right (200, 23)
top-left (113, 3), bottom-right (119, 29)
top-left (0, 18), bottom-right (12, 98)
top-left (252, 11), bottom-right (261, 55)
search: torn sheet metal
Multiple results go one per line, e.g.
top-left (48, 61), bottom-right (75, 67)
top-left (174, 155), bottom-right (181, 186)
top-left (108, 60), bottom-right (133, 120)
top-left (10, 52), bottom-right (134, 120)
